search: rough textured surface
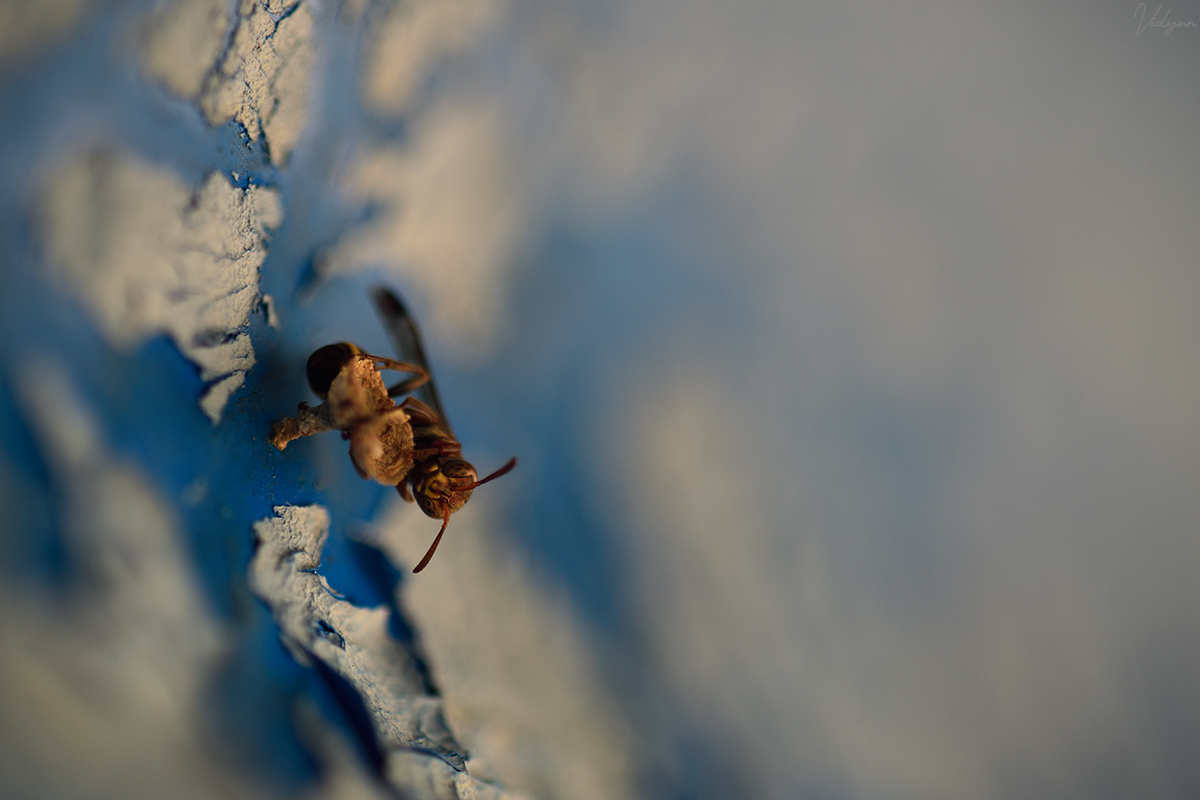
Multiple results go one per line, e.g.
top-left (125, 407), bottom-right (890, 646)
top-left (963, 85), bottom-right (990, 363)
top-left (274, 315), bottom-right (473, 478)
top-left (5, 1), bottom-right (637, 799)
top-left (141, 0), bottom-right (314, 164)
top-left (198, 0), bottom-right (314, 164)
top-left (3, 365), bottom-right (401, 800)
top-left (251, 506), bottom-right (531, 800)
top-left (9, 0), bottom-right (1199, 799)
top-left (37, 149), bottom-right (281, 423)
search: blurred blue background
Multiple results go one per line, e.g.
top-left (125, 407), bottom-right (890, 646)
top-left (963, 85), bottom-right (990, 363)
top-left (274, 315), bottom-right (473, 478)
top-left (2, 1), bottom-right (1199, 799)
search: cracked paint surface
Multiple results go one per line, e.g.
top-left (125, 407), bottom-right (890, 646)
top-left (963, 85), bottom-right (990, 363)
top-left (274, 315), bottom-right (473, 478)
top-left (37, 149), bottom-right (281, 423)
top-left (199, 0), bottom-right (314, 164)
top-left (5, 0), bottom-right (1200, 798)
top-left (2, 0), bottom-right (640, 798)
top-left (251, 505), bottom-right (532, 800)
top-left (142, 0), bottom-right (313, 164)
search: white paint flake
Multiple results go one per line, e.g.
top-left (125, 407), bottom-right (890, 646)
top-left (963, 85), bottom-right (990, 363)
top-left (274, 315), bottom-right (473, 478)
top-left (204, 0), bottom-right (314, 164)
top-left (251, 505), bottom-right (532, 800)
top-left (37, 149), bottom-right (282, 423)
top-left (141, 0), bottom-right (314, 165)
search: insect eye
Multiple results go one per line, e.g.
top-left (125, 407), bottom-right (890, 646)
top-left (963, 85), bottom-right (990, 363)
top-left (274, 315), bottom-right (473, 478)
top-left (306, 343), bottom-right (357, 398)
top-left (443, 460), bottom-right (475, 481)
top-left (417, 492), bottom-right (444, 518)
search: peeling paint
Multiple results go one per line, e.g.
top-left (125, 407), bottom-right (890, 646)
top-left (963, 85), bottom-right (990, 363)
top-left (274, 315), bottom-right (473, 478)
top-left (251, 505), bottom-right (534, 800)
top-left (37, 149), bottom-right (282, 423)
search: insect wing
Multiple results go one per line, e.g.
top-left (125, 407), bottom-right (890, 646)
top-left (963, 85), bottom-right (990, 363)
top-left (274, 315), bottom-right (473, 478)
top-left (371, 287), bottom-right (453, 435)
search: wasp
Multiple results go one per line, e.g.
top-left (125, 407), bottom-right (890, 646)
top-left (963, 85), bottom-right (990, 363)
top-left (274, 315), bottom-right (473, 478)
top-left (269, 288), bottom-right (516, 572)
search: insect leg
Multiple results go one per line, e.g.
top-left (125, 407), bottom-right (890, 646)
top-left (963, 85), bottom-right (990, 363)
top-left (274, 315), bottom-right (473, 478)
top-left (386, 374), bottom-right (429, 398)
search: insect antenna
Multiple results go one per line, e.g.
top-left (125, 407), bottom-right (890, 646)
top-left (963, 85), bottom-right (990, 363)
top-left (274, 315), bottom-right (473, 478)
top-left (413, 512), bottom-right (451, 574)
top-left (474, 456), bottom-right (518, 487)
top-left (410, 457), bottom-right (518, 574)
